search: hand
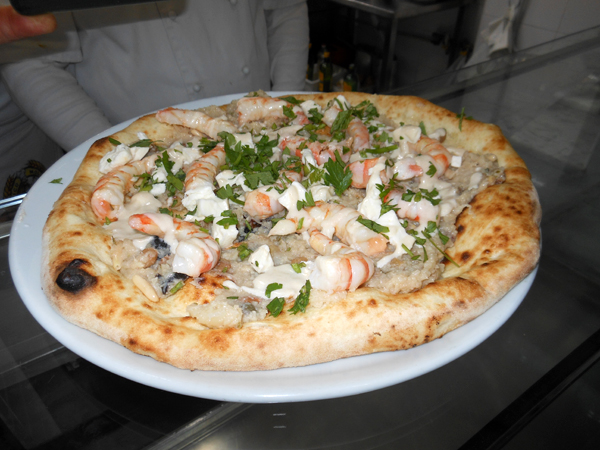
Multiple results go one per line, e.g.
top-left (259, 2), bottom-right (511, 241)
top-left (0, 5), bottom-right (56, 44)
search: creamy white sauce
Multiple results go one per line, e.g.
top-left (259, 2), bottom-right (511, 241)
top-left (225, 263), bottom-right (312, 300)
top-left (357, 159), bottom-right (415, 268)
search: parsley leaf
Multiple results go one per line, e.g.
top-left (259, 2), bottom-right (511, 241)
top-left (278, 96), bottom-right (302, 105)
top-left (265, 283), bottom-right (283, 298)
top-left (216, 184), bottom-right (245, 205)
top-left (216, 210), bottom-right (238, 229)
top-left (267, 297), bottom-right (285, 317)
top-left (330, 110), bottom-right (353, 134)
top-left (296, 190), bottom-right (315, 210)
top-left (282, 105), bottom-right (296, 120)
top-left (323, 150), bottom-right (352, 196)
top-left (289, 280), bottom-right (311, 314)
top-left (291, 262), bottom-right (306, 273)
top-left (49, 178), bottom-right (63, 184)
top-left (237, 244), bottom-right (252, 261)
top-left (357, 215), bottom-right (390, 238)
top-left (456, 107), bottom-right (473, 131)
top-left (170, 280), bottom-right (185, 294)
top-left (426, 162), bottom-right (437, 177)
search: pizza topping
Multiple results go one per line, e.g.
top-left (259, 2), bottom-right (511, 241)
top-left (249, 245), bottom-right (274, 273)
top-left (92, 154), bottom-right (159, 222)
top-left (128, 213), bottom-right (220, 278)
top-left (308, 230), bottom-right (374, 292)
top-left (155, 107), bottom-right (237, 140)
top-left (93, 93), bottom-right (505, 327)
top-left (99, 132), bottom-right (151, 174)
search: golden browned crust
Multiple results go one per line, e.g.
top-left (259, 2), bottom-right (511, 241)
top-left (42, 95), bottom-right (541, 371)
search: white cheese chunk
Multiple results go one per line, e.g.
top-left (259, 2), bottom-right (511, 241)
top-left (249, 245), bottom-right (274, 274)
top-left (216, 170), bottom-right (251, 192)
top-left (150, 183), bottom-right (166, 196)
top-left (451, 155), bottom-right (463, 168)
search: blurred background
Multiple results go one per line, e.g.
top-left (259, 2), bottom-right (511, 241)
top-left (307, 0), bottom-right (600, 92)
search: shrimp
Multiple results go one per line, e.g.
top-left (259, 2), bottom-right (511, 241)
top-left (409, 136), bottom-right (452, 175)
top-left (128, 213), bottom-right (220, 277)
top-left (156, 107), bottom-right (237, 140)
top-left (270, 202), bottom-right (387, 256)
top-left (392, 156), bottom-right (423, 180)
top-left (243, 171), bottom-right (302, 220)
top-left (308, 230), bottom-right (375, 292)
top-left (385, 189), bottom-right (439, 225)
top-left (91, 154), bottom-right (158, 221)
top-left (349, 157), bottom-right (388, 188)
top-left (236, 97), bottom-right (309, 126)
top-left (184, 143), bottom-right (225, 193)
top-left (346, 118), bottom-right (370, 152)
top-left (279, 136), bottom-right (349, 165)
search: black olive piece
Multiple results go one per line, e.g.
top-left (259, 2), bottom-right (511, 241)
top-left (56, 259), bottom-right (97, 293)
top-left (158, 272), bottom-right (188, 295)
top-left (149, 236), bottom-right (171, 259)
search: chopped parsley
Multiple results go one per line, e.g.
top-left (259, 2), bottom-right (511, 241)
top-left (237, 243), bottom-right (252, 261)
top-left (265, 282), bottom-right (283, 298)
top-left (323, 150), bottom-right (352, 196)
top-left (278, 95), bottom-right (302, 105)
top-left (419, 121), bottom-right (427, 136)
top-left (291, 262), bottom-right (306, 273)
top-left (426, 162), bottom-right (437, 177)
top-left (170, 281), bottom-right (185, 294)
top-left (357, 215), bottom-right (390, 238)
top-left (216, 210), bottom-right (238, 229)
top-left (296, 190), bottom-right (315, 210)
top-left (289, 280), bottom-right (311, 314)
top-left (267, 297), bottom-right (285, 317)
top-left (456, 107), bottom-right (473, 131)
top-left (359, 144), bottom-right (398, 158)
top-left (402, 188), bottom-right (441, 206)
top-left (216, 184), bottom-right (245, 205)
top-left (129, 138), bottom-right (153, 148)
top-left (49, 178), bottom-right (63, 184)
top-left (282, 105), bottom-right (296, 120)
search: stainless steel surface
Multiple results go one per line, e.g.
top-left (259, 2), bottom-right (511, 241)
top-left (2, 26), bottom-right (600, 449)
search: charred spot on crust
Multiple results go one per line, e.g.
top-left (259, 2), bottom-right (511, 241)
top-left (56, 259), bottom-right (97, 293)
top-left (461, 251), bottom-right (471, 262)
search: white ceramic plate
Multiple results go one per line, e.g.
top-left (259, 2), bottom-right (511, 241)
top-left (9, 93), bottom-right (537, 403)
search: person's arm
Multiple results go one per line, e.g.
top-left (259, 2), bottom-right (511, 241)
top-left (1, 58), bottom-right (112, 150)
top-left (0, 6), bottom-right (56, 44)
top-left (0, 11), bottom-right (111, 151)
top-left (264, 0), bottom-right (309, 91)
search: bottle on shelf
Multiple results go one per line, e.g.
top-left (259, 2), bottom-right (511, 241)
top-left (318, 49), bottom-right (332, 92)
top-left (343, 64), bottom-right (358, 92)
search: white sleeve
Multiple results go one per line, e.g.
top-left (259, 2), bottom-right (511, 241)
top-left (264, 0), bottom-right (309, 92)
top-left (0, 13), bottom-right (111, 151)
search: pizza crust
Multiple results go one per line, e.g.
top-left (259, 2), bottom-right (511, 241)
top-left (41, 95), bottom-right (541, 371)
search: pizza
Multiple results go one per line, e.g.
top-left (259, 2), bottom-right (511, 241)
top-left (41, 92), bottom-right (541, 371)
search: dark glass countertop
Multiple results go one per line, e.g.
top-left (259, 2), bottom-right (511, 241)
top-left (2, 26), bottom-right (600, 450)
